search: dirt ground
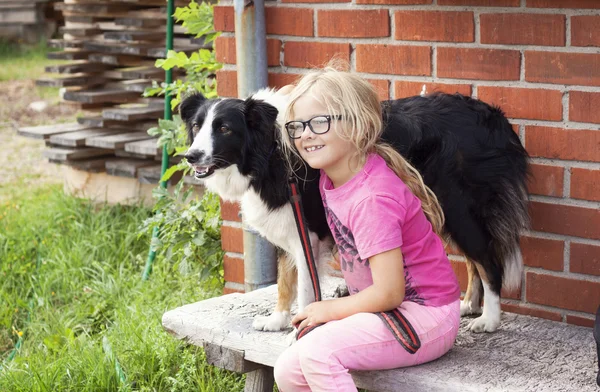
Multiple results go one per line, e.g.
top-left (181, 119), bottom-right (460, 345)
top-left (0, 80), bottom-right (79, 193)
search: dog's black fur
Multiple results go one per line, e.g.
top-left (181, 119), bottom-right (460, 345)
top-left (381, 94), bottom-right (529, 295)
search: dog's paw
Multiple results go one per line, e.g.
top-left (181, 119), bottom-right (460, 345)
top-left (252, 311), bottom-right (291, 332)
top-left (333, 284), bottom-right (349, 298)
top-left (468, 314), bottom-right (500, 333)
top-left (460, 300), bottom-right (482, 317)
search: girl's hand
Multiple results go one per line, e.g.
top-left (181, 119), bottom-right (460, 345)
top-left (292, 301), bottom-right (336, 331)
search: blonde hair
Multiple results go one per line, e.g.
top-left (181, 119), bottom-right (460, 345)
top-left (281, 64), bottom-right (446, 237)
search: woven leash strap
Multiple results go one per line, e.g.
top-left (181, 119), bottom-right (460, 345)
top-left (288, 179), bottom-right (421, 353)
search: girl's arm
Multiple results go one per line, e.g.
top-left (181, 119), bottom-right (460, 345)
top-left (292, 247), bottom-right (406, 330)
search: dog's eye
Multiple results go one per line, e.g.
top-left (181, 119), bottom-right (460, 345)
top-left (220, 126), bottom-right (231, 134)
top-left (192, 124), bottom-right (200, 133)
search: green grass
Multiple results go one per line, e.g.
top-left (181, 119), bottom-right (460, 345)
top-left (0, 40), bottom-right (57, 82)
top-left (0, 186), bottom-right (245, 391)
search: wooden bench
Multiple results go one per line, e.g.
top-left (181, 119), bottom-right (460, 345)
top-left (162, 279), bottom-right (598, 392)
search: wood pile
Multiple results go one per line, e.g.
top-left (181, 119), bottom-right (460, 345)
top-left (21, 0), bottom-right (207, 185)
top-left (0, 0), bottom-right (59, 43)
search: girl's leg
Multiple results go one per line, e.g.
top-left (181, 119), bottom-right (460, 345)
top-left (274, 300), bottom-right (460, 392)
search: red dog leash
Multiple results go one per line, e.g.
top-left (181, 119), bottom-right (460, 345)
top-left (288, 179), bottom-right (421, 353)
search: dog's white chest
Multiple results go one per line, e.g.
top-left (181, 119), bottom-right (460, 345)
top-left (241, 190), bottom-right (296, 252)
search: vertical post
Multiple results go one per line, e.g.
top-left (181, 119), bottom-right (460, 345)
top-left (234, 0), bottom-right (277, 292)
top-left (143, 0), bottom-right (174, 281)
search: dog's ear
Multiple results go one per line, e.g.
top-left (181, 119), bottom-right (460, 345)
top-left (179, 93), bottom-right (207, 124)
top-left (244, 97), bottom-right (279, 134)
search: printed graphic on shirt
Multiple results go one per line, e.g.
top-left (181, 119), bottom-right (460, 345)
top-left (324, 200), bottom-right (423, 303)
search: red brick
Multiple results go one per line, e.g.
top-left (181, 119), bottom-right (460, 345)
top-left (437, 48), bottom-right (520, 81)
top-left (570, 242), bottom-right (600, 277)
top-left (221, 225), bottom-right (244, 253)
top-left (439, 0), bottom-right (519, 4)
top-left (394, 11), bottom-right (474, 42)
top-left (356, 45), bottom-right (431, 76)
top-left (526, 271), bottom-right (600, 314)
top-left (368, 79), bottom-right (390, 101)
top-left (318, 10), bottom-right (390, 38)
top-left (525, 126), bottom-right (600, 163)
top-left (502, 287), bottom-right (521, 300)
top-left (500, 303), bottom-right (562, 322)
top-left (357, 0), bottom-right (430, 4)
top-left (216, 70), bottom-right (237, 98)
top-left (266, 7), bottom-right (313, 37)
top-left (520, 236), bottom-right (564, 272)
top-left (480, 13), bottom-right (565, 46)
top-left (450, 260), bottom-right (468, 292)
top-left (525, 51), bottom-right (600, 86)
top-left (284, 42), bottom-right (350, 68)
top-left (528, 164), bottom-right (564, 197)
top-left (569, 91), bottom-right (600, 124)
top-left (572, 16), bottom-right (600, 47)
top-left (566, 314), bottom-right (595, 328)
top-left (220, 200), bottom-right (241, 222)
top-left (571, 168), bottom-right (600, 202)
top-left (478, 87), bottom-right (562, 121)
top-left (269, 73), bottom-right (302, 89)
top-left (394, 81), bottom-right (472, 99)
top-left (214, 6), bottom-right (234, 33)
top-left (223, 254), bottom-right (244, 284)
top-left (283, 0), bottom-right (348, 3)
top-left (529, 201), bottom-right (600, 240)
top-left (527, 0), bottom-right (600, 8)
top-left (215, 36), bottom-right (235, 64)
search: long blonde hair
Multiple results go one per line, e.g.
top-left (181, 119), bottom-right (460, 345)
top-left (281, 65), bottom-right (446, 237)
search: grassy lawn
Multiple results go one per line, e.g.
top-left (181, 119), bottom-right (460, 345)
top-left (0, 42), bottom-right (245, 390)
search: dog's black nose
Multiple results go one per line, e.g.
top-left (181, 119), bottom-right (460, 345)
top-left (185, 150), bottom-right (204, 164)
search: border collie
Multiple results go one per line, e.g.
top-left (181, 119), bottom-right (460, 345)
top-left (180, 88), bottom-right (530, 334)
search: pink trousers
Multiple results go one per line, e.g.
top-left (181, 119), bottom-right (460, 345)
top-left (274, 300), bottom-right (460, 392)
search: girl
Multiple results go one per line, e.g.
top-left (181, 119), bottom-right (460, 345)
top-left (274, 66), bottom-right (461, 391)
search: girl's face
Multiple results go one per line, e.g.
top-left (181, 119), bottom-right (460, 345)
top-left (291, 93), bottom-right (356, 178)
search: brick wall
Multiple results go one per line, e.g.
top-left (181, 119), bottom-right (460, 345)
top-left (214, 0), bottom-right (600, 327)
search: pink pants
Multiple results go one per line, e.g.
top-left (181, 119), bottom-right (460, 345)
top-left (274, 300), bottom-right (460, 392)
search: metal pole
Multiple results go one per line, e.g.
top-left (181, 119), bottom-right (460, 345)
top-left (143, 0), bottom-right (174, 281)
top-left (234, 0), bottom-right (277, 292)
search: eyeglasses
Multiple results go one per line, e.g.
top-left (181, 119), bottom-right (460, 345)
top-left (285, 115), bottom-right (342, 140)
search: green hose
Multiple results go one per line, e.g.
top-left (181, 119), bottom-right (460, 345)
top-left (143, 0), bottom-right (175, 281)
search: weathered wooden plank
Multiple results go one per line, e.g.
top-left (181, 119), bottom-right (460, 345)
top-left (47, 50), bottom-right (91, 60)
top-left (102, 106), bottom-right (162, 121)
top-left (59, 26), bottom-right (102, 36)
top-left (244, 368), bottom-right (275, 392)
top-left (36, 75), bottom-right (107, 88)
top-left (84, 41), bottom-right (156, 56)
top-left (49, 128), bottom-right (125, 147)
top-left (55, 3), bottom-right (134, 14)
top-left (137, 165), bottom-right (161, 184)
top-left (103, 30), bottom-right (164, 42)
top-left (88, 53), bottom-right (150, 67)
top-left (43, 146), bottom-right (112, 161)
top-left (45, 61), bottom-right (110, 74)
top-left (86, 132), bottom-right (152, 149)
top-left (63, 89), bottom-right (140, 104)
top-left (202, 342), bottom-right (262, 374)
top-left (105, 158), bottom-right (155, 178)
top-left (49, 157), bottom-right (111, 173)
top-left (124, 138), bottom-right (159, 156)
top-left (121, 79), bottom-right (152, 92)
top-left (113, 17), bottom-right (164, 28)
top-left (17, 122), bottom-right (86, 139)
top-left (47, 38), bottom-right (84, 49)
top-left (162, 279), bottom-right (599, 392)
top-left (103, 66), bottom-right (163, 81)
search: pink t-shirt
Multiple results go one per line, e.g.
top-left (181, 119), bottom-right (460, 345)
top-left (320, 154), bottom-right (460, 307)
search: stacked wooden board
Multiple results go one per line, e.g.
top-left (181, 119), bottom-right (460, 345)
top-left (25, 0), bottom-right (209, 184)
top-left (0, 0), bottom-right (58, 43)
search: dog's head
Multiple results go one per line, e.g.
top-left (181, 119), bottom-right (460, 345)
top-left (180, 92), bottom-right (279, 180)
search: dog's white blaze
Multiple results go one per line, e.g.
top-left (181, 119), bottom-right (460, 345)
top-left (189, 102), bottom-right (218, 160)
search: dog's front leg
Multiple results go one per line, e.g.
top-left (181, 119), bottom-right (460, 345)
top-left (253, 252), bottom-right (296, 331)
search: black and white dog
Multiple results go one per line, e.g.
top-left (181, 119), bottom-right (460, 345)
top-left (180, 88), bottom-right (530, 334)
